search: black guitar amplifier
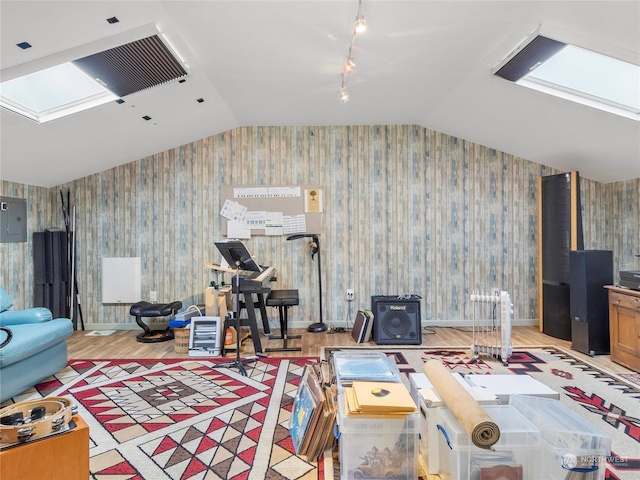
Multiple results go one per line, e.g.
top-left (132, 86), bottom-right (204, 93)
top-left (371, 295), bottom-right (422, 345)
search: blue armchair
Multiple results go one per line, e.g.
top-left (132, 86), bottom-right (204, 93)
top-left (0, 286), bottom-right (73, 402)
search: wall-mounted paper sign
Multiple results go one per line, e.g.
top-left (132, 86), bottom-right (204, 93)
top-left (220, 199), bottom-right (247, 221)
top-left (305, 189), bottom-right (323, 213)
top-left (227, 220), bottom-right (251, 239)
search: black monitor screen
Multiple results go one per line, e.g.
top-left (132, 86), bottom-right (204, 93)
top-left (214, 241), bottom-right (263, 272)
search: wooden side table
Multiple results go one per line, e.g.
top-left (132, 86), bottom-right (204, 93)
top-left (0, 414), bottom-right (89, 479)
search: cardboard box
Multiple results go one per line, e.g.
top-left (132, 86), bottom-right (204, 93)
top-left (205, 286), bottom-right (232, 318)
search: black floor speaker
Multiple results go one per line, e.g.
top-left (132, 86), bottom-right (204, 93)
top-left (371, 296), bottom-right (422, 345)
top-left (570, 250), bottom-right (613, 355)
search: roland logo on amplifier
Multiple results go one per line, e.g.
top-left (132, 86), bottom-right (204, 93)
top-left (390, 305), bottom-right (406, 311)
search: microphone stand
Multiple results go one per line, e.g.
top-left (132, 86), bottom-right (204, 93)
top-left (287, 234), bottom-right (327, 333)
top-left (213, 261), bottom-right (257, 376)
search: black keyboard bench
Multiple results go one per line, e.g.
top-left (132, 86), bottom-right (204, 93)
top-left (265, 289), bottom-right (301, 353)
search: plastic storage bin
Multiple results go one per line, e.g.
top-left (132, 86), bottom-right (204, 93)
top-left (510, 394), bottom-right (611, 479)
top-left (437, 405), bottom-right (541, 480)
top-left (336, 394), bottom-right (419, 480)
top-left (410, 372), bottom-right (499, 475)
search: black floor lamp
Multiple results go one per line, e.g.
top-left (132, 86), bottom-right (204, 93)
top-left (287, 234), bottom-right (327, 333)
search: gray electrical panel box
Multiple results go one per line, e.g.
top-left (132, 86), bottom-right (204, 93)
top-left (0, 196), bottom-right (27, 243)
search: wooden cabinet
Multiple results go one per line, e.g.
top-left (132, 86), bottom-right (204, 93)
top-left (607, 286), bottom-right (640, 372)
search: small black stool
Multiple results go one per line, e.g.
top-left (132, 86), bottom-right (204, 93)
top-left (130, 300), bottom-right (182, 343)
top-left (265, 289), bottom-right (301, 353)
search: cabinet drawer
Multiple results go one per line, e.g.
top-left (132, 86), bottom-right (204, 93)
top-left (609, 292), bottom-right (640, 311)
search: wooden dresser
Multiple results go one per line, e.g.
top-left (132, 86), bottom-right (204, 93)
top-left (606, 286), bottom-right (640, 372)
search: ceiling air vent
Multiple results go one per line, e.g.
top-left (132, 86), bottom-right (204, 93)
top-left (72, 35), bottom-right (188, 97)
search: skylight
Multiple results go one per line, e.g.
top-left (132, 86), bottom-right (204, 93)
top-left (493, 27), bottom-right (640, 121)
top-left (0, 25), bottom-right (188, 124)
top-left (0, 63), bottom-right (117, 123)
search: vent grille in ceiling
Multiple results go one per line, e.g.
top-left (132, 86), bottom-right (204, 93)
top-left (72, 35), bottom-right (187, 97)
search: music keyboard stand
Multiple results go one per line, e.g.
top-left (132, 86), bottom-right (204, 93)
top-left (227, 288), bottom-right (269, 356)
top-left (213, 261), bottom-right (258, 377)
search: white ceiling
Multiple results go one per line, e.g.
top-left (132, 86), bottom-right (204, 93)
top-left (1, 1), bottom-right (639, 187)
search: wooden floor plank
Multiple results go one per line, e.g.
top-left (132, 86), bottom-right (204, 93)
top-left (68, 325), bottom-right (634, 375)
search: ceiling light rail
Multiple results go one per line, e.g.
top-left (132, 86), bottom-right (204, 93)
top-left (339, 0), bottom-right (366, 103)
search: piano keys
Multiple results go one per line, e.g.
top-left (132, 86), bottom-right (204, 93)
top-left (234, 265), bottom-right (276, 292)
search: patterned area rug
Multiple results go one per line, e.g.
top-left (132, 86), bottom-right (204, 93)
top-left (10, 357), bottom-right (327, 480)
top-left (322, 345), bottom-right (640, 480)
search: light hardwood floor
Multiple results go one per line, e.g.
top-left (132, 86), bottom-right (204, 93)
top-left (68, 325), bottom-right (635, 376)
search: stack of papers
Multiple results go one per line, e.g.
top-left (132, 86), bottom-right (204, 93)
top-left (344, 381), bottom-right (417, 416)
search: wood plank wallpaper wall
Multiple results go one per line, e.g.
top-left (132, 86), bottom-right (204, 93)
top-left (1, 125), bottom-right (638, 329)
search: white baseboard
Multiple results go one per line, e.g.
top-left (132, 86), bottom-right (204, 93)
top-left (84, 317), bottom-right (538, 332)
top-left (287, 318), bottom-right (538, 329)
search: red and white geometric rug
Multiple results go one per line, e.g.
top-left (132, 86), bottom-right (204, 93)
top-left (13, 357), bottom-right (327, 480)
top-left (9, 347), bottom-right (640, 480)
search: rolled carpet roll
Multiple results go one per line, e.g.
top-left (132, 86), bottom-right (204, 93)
top-left (423, 359), bottom-right (500, 449)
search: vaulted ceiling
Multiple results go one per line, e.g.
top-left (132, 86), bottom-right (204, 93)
top-left (1, 1), bottom-right (638, 187)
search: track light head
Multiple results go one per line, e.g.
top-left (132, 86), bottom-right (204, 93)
top-left (340, 86), bottom-right (349, 103)
top-left (343, 56), bottom-right (355, 74)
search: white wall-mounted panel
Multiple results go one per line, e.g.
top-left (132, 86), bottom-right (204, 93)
top-left (101, 257), bottom-right (141, 304)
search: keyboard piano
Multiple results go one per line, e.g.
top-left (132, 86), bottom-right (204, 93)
top-left (234, 266), bottom-right (276, 292)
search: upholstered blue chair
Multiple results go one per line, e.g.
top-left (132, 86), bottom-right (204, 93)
top-left (0, 286), bottom-right (73, 402)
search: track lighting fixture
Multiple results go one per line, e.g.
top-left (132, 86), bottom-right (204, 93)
top-left (354, 16), bottom-right (366, 34)
top-left (340, 86), bottom-right (349, 103)
top-left (354, 9), bottom-right (366, 34)
top-left (343, 56), bottom-right (355, 74)
top-left (339, 0), bottom-right (367, 103)
top-left (354, 0), bottom-right (366, 33)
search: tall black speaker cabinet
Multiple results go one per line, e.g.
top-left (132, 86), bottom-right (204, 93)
top-left (570, 250), bottom-right (613, 355)
top-left (538, 172), bottom-right (583, 341)
top-left (33, 230), bottom-right (69, 319)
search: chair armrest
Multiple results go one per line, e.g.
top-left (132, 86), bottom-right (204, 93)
top-left (0, 307), bottom-right (53, 326)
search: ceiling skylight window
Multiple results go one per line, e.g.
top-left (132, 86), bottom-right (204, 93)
top-left (493, 26), bottom-right (640, 121)
top-left (0, 24), bottom-right (188, 124)
top-left (1, 63), bottom-right (118, 123)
